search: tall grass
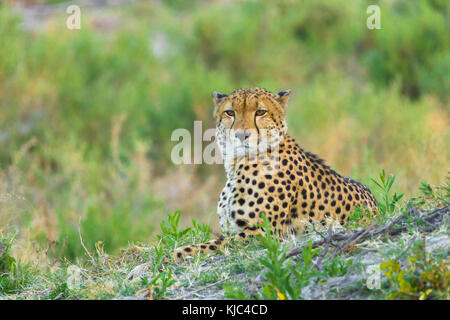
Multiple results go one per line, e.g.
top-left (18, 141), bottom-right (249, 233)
top-left (0, 0), bottom-right (448, 261)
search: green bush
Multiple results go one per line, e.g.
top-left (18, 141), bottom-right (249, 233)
top-left (361, 0), bottom-right (449, 101)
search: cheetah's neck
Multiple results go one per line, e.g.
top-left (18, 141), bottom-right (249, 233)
top-left (222, 134), bottom-right (290, 179)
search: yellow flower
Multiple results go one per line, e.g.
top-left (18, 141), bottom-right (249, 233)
top-left (419, 289), bottom-right (432, 300)
top-left (275, 287), bottom-right (287, 300)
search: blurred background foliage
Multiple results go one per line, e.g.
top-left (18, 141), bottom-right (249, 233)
top-left (0, 0), bottom-right (448, 261)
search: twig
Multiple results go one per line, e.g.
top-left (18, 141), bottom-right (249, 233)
top-left (78, 217), bottom-right (97, 267)
top-left (395, 236), bottom-right (417, 261)
top-left (341, 250), bottom-right (376, 284)
top-left (314, 225), bottom-right (334, 270)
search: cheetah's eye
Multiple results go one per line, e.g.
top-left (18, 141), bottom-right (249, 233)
top-left (255, 110), bottom-right (267, 117)
top-left (224, 110), bottom-right (235, 117)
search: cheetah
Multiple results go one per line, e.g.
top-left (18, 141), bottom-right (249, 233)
top-left (173, 88), bottom-right (378, 260)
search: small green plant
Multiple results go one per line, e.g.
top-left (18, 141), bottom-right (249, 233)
top-left (137, 233), bottom-right (179, 300)
top-left (150, 245), bottom-right (165, 272)
top-left (0, 234), bottom-right (34, 295)
top-left (380, 238), bottom-right (449, 300)
top-left (0, 235), bottom-right (17, 294)
top-left (371, 170), bottom-right (404, 219)
top-left (157, 211), bottom-right (211, 250)
top-left (419, 181), bottom-right (433, 198)
top-left (223, 284), bottom-right (249, 299)
top-left (0, 237), bottom-right (15, 274)
top-left (322, 257), bottom-right (353, 278)
top-left (140, 267), bottom-right (176, 299)
top-left (288, 240), bottom-right (322, 294)
top-left (191, 219), bottom-right (211, 243)
top-left (44, 282), bottom-right (69, 300)
top-left (254, 215), bottom-right (321, 300)
top-left (415, 173), bottom-right (450, 208)
top-left (347, 205), bottom-right (373, 228)
top-left (158, 211), bottom-right (191, 248)
top-left (255, 215), bottom-right (292, 299)
top-left (348, 170), bottom-right (405, 227)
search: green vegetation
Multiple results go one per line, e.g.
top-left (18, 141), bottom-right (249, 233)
top-left (1, 172), bottom-right (447, 300)
top-left (224, 215), bottom-right (321, 300)
top-left (0, 235), bottom-right (19, 293)
top-left (381, 238), bottom-right (449, 300)
top-left (0, 0), bottom-right (448, 299)
top-left (347, 170), bottom-right (404, 228)
top-left (371, 170), bottom-right (404, 218)
top-left (158, 211), bottom-right (211, 250)
top-left (224, 169), bottom-right (444, 300)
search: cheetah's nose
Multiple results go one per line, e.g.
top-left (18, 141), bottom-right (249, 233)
top-left (235, 130), bottom-right (251, 142)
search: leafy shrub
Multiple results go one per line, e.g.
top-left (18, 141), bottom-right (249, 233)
top-left (0, 235), bottom-right (33, 295)
top-left (254, 215), bottom-right (321, 300)
top-left (381, 238), bottom-right (449, 300)
top-left (371, 170), bottom-right (404, 219)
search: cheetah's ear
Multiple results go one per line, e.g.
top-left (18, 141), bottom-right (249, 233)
top-left (212, 91), bottom-right (228, 107)
top-left (275, 89), bottom-right (292, 108)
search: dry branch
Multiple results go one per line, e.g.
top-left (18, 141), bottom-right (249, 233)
top-left (286, 204), bottom-right (449, 260)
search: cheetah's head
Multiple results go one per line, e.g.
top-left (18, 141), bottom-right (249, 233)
top-left (212, 87), bottom-right (291, 160)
